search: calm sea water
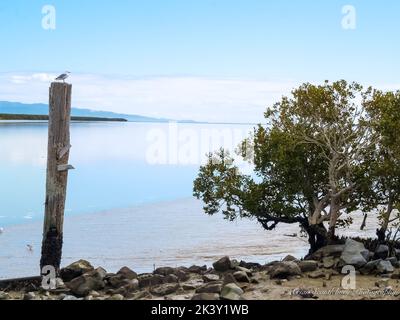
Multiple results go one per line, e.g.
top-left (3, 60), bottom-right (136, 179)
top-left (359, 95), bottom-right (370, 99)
top-left (0, 121), bottom-right (377, 278)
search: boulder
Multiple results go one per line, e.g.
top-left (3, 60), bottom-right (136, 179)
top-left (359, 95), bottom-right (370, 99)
top-left (223, 273), bottom-right (239, 285)
top-left (322, 256), bottom-right (336, 269)
top-left (60, 260), bottom-right (94, 282)
top-left (117, 267), bottom-right (137, 280)
top-left (235, 266), bottom-right (253, 277)
top-left (394, 249), bottom-right (400, 260)
top-left (360, 259), bottom-right (381, 275)
top-left (195, 282), bottom-right (223, 294)
top-left (0, 292), bottom-right (10, 300)
top-left (311, 245), bottom-right (345, 260)
top-left (174, 268), bottom-right (190, 282)
top-left (297, 260), bottom-right (318, 272)
top-left (213, 256), bottom-right (233, 272)
top-left (239, 261), bottom-right (261, 270)
top-left (233, 271), bottom-right (250, 283)
top-left (110, 294), bottom-right (124, 300)
top-left (220, 283), bottom-right (244, 300)
top-left (339, 239), bottom-right (367, 268)
top-left (386, 257), bottom-right (398, 267)
top-left (282, 255), bottom-right (297, 262)
top-left (188, 265), bottom-right (207, 274)
top-left (150, 283), bottom-right (180, 296)
top-left (269, 261), bottom-right (302, 279)
top-left (154, 267), bottom-right (175, 276)
top-left (375, 245), bottom-right (389, 260)
top-left (138, 274), bottom-right (165, 288)
top-left (377, 260), bottom-right (394, 274)
top-left (66, 267), bottom-right (107, 297)
top-left (191, 293), bottom-right (220, 300)
top-left (202, 274), bottom-right (220, 283)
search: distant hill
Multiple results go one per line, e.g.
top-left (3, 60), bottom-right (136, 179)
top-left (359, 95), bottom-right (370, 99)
top-left (0, 101), bottom-right (176, 123)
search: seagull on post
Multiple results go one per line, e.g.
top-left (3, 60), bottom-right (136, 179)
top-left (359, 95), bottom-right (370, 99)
top-left (55, 71), bottom-right (71, 83)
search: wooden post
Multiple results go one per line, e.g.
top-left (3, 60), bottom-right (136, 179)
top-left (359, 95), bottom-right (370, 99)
top-left (40, 82), bottom-right (73, 274)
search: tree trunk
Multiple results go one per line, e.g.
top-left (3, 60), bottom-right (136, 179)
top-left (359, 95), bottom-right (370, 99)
top-left (40, 82), bottom-right (72, 275)
top-left (304, 223), bottom-right (327, 254)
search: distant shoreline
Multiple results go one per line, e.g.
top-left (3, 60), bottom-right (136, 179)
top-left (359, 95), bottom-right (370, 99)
top-left (0, 113), bottom-right (128, 122)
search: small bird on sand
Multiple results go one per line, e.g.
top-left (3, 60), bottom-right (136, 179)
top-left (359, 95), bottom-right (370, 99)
top-left (27, 244), bottom-right (34, 252)
top-left (55, 71), bottom-right (71, 83)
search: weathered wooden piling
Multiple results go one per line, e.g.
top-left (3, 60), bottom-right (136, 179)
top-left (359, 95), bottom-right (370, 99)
top-left (40, 82), bottom-right (73, 274)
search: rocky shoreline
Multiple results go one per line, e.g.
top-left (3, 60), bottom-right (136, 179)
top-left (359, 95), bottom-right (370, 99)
top-left (1, 239), bottom-right (400, 301)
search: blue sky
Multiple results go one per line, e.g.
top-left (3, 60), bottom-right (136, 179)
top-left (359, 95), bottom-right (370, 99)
top-left (0, 0), bottom-right (399, 122)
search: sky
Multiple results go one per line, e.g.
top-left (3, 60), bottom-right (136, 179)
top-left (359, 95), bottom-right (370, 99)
top-left (0, 0), bottom-right (399, 122)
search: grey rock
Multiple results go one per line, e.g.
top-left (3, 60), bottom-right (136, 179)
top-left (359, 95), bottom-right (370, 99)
top-left (220, 283), bottom-right (244, 300)
top-left (23, 292), bottom-right (36, 300)
top-left (386, 257), bottom-right (398, 267)
top-left (60, 259), bottom-right (94, 282)
top-left (298, 260), bottom-right (318, 272)
top-left (233, 271), bottom-right (250, 283)
top-left (213, 256), bottom-right (233, 272)
top-left (154, 267), bottom-right (175, 276)
top-left (63, 295), bottom-right (81, 300)
top-left (223, 273), bottom-right (238, 285)
top-left (66, 267), bottom-right (107, 297)
top-left (322, 256), bottom-right (336, 269)
top-left (138, 274), bottom-right (165, 288)
top-left (394, 249), bottom-right (400, 260)
top-left (340, 239), bottom-right (367, 268)
top-left (110, 294), bottom-right (124, 300)
top-left (195, 282), bottom-right (223, 294)
top-left (311, 245), bottom-right (345, 259)
top-left (375, 245), bottom-right (389, 260)
top-left (191, 293), bottom-right (220, 300)
top-left (307, 270), bottom-right (326, 279)
top-left (203, 274), bottom-right (220, 283)
top-left (360, 259), bottom-right (381, 275)
top-left (117, 266), bottom-right (137, 280)
top-left (377, 260), bottom-right (394, 274)
top-left (269, 261), bottom-right (302, 279)
top-left (0, 291), bottom-right (10, 300)
top-left (150, 283), bottom-right (180, 296)
top-left (188, 265), bottom-right (207, 274)
top-left (282, 255), bottom-right (297, 262)
top-left (235, 266), bottom-right (253, 277)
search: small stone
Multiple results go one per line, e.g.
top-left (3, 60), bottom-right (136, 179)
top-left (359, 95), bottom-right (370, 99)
top-left (322, 281), bottom-right (327, 287)
top-left (23, 292), bottom-right (36, 300)
top-left (63, 295), bottom-right (81, 300)
top-left (307, 270), bottom-right (326, 279)
top-left (213, 256), bottom-right (233, 272)
top-left (375, 278), bottom-right (390, 288)
top-left (0, 291), bottom-right (9, 300)
top-left (386, 257), bottom-right (398, 267)
top-left (110, 294), bottom-right (124, 300)
top-left (220, 283), bottom-right (244, 300)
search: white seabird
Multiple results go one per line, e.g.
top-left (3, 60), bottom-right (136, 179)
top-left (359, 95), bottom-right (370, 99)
top-left (55, 71), bottom-right (71, 83)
